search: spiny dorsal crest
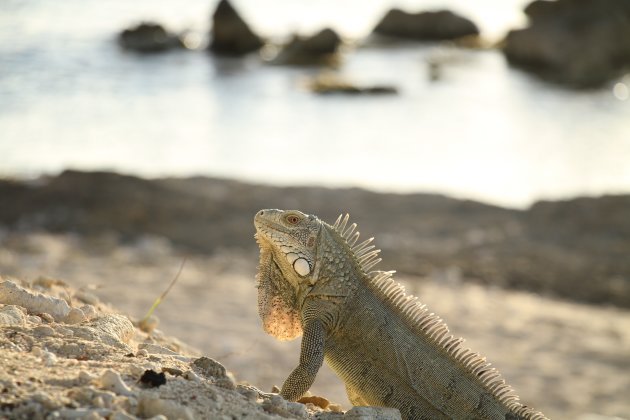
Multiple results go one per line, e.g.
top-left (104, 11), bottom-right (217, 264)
top-left (330, 213), bottom-right (548, 420)
top-left (332, 213), bottom-right (382, 273)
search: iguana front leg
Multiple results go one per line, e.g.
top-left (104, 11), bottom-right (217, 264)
top-left (280, 318), bottom-right (325, 401)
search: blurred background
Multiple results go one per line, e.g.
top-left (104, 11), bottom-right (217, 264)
top-left (1, 0), bottom-right (630, 419)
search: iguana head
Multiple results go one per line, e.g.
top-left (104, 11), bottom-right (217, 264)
top-left (254, 209), bottom-right (321, 282)
top-left (254, 209), bottom-right (322, 340)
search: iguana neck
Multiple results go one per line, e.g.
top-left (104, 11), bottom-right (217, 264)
top-left (305, 225), bottom-right (361, 302)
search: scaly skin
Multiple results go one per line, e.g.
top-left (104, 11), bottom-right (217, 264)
top-left (254, 209), bottom-right (547, 420)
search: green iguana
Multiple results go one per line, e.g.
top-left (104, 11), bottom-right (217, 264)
top-left (254, 209), bottom-right (547, 420)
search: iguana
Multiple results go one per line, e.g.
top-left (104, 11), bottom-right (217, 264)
top-left (254, 209), bottom-right (548, 420)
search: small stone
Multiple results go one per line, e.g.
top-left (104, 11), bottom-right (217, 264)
top-left (136, 349), bottom-right (148, 357)
top-left (138, 316), bottom-right (159, 333)
top-left (32, 391), bottom-right (59, 409)
top-left (0, 305), bottom-right (26, 326)
top-left (183, 370), bottom-right (202, 382)
top-left (137, 343), bottom-right (177, 356)
top-left (263, 394), bottom-right (288, 416)
top-left (27, 315), bottom-right (42, 324)
top-left (80, 304), bottom-right (98, 320)
top-left (139, 370), bottom-right (166, 388)
top-left (344, 406), bottom-right (402, 420)
top-left (287, 401), bottom-right (308, 418)
top-left (57, 326), bottom-right (74, 337)
top-left (215, 376), bottom-right (235, 390)
top-left (271, 385), bottom-right (281, 393)
top-left (98, 369), bottom-right (134, 396)
top-left (111, 410), bottom-right (136, 420)
top-left (64, 308), bottom-right (86, 324)
top-left (298, 395), bottom-right (329, 409)
top-left (33, 325), bottom-right (55, 337)
top-left (79, 370), bottom-right (98, 384)
top-left (236, 385), bottom-right (257, 401)
top-left (192, 356), bottom-right (226, 379)
top-left (161, 367), bottom-right (183, 377)
top-left (39, 312), bottom-right (55, 323)
top-left (329, 403), bottom-right (343, 413)
top-left (138, 394), bottom-right (193, 420)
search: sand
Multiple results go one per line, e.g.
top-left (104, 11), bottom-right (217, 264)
top-left (1, 231), bottom-right (629, 419)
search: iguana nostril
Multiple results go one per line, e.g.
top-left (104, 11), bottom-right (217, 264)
top-left (259, 210), bottom-right (264, 216)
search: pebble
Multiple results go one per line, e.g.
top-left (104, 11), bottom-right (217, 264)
top-left (182, 370), bottom-right (201, 382)
top-left (33, 325), bottom-right (55, 337)
top-left (138, 394), bottom-right (194, 420)
top-left (287, 401), bottom-right (309, 418)
top-left (263, 394), bottom-right (288, 416)
top-left (0, 305), bottom-right (26, 326)
top-left (329, 403), bottom-right (343, 413)
top-left (98, 370), bottom-right (134, 396)
top-left (0, 280), bottom-right (71, 321)
top-left (214, 376), bottom-right (236, 390)
top-left (137, 343), bottom-right (177, 356)
top-left (193, 356), bottom-right (227, 379)
top-left (64, 308), bottom-right (86, 324)
top-left (344, 406), bottom-right (402, 420)
top-left (80, 304), bottom-right (98, 320)
top-left (79, 370), bottom-right (98, 383)
top-left (111, 410), bottom-right (136, 420)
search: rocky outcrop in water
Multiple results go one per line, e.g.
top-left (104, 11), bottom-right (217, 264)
top-left (372, 9), bottom-right (480, 41)
top-left (209, 0), bottom-right (264, 56)
top-left (272, 28), bottom-right (342, 66)
top-left (118, 23), bottom-right (184, 53)
top-left (502, 0), bottom-right (630, 87)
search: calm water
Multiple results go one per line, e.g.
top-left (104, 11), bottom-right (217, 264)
top-left (1, 0), bottom-right (629, 208)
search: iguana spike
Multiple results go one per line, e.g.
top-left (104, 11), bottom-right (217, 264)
top-left (332, 214), bottom-right (343, 229)
top-left (338, 214), bottom-right (350, 233)
top-left (343, 223), bottom-right (357, 239)
top-left (353, 237), bottom-right (374, 254)
top-left (347, 231), bottom-right (360, 247)
top-left (362, 258), bottom-right (382, 272)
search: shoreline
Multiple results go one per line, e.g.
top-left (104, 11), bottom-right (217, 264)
top-left (1, 169), bottom-right (629, 309)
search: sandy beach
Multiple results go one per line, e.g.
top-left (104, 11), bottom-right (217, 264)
top-left (1, 229), bottom-right (629, 419)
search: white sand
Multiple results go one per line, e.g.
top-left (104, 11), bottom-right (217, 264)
top-left (1, 231), bottom-right (629, 419)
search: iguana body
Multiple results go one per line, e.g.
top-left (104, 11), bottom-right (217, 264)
top-left (254, 209), bottom-right (547, 420)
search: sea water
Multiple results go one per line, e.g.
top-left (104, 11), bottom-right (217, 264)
top-left (1, 0), bottom-right (629, 208)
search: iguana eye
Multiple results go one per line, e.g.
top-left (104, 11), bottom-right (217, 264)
top-left (286, 215), bottom-right (300, 225)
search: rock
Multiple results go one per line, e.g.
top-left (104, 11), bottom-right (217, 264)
top-left (502, 0), bottom-right (630, 87)
top-left (138, 343), bottom-right (178, 356)
top-left (64, 307), bottom-right (86, 324)
top-left (329, 403), bottom-right (343, 413)
top-left (139, 370), bottom-right (166, 387)
top-left (298, 395), bottom-right (329, 409)
top-left (209, 0), bottom-right (263, 56)
top-left (137, 393), bottom-right (194, 420)
top-left (0, 280), bottom-right (71, 321)
top-left (372, 9), bottom-right (480, 41)
top-left (98, 370), bottom-right (135, 397)
top-left (344, 406), bottom-right (402, 420)
top-left (32, 346), bottom-right (57, 366)
top-left (32, 325), bottom-right (55, 337)
top-left (262, 394), bottom-right (289, 416)
top-left (119, 22), bottom-right (183, 53)
top-left (0, 305), bottom-right (26, 326)
top-left (307, 73), bottom-right (398, 95)
top-left (272, 28), bottom-right (342, 65)
top-left (192, 356), bottom-right (227, 379)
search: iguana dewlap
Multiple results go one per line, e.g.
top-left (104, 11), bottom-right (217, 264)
top-left (254, 209), bottom-right (547, 420)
